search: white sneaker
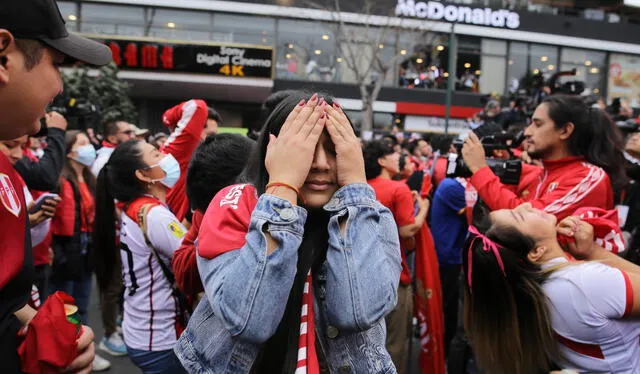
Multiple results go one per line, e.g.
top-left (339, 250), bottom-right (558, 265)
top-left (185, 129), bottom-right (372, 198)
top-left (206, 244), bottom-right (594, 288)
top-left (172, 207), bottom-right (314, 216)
top-left (92, 354), bottom-right (111, 372)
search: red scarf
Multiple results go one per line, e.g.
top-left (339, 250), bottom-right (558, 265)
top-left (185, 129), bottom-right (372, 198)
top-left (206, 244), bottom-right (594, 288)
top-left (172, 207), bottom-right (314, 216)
top-left (101, 140), bottom-right (116, 149)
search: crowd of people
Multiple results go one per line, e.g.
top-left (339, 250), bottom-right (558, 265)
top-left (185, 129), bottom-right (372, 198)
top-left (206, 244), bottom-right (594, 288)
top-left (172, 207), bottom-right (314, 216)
top-left (4, 1), bottom-right (640, 374)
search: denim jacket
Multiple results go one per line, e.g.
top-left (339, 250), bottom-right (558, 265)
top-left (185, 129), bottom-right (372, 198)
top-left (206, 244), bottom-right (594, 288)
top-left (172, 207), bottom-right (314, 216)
top-left (174, 183), bottom-right (402, 373)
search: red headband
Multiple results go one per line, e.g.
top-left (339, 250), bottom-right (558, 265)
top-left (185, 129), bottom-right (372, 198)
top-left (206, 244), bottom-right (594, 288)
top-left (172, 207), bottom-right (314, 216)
top-left (467, 226), bottom-right (506, 290)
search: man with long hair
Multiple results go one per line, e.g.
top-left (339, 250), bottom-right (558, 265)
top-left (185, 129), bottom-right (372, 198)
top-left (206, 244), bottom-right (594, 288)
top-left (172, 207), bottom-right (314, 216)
top-left (462, 94), bottom-right (626, 220)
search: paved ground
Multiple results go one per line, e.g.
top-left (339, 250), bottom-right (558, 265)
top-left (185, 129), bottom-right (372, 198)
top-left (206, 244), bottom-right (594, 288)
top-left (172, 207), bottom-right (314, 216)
top-left (86, 278), bottom-right (138, 373)
top-left (86, 277), bottom-right (423, 373)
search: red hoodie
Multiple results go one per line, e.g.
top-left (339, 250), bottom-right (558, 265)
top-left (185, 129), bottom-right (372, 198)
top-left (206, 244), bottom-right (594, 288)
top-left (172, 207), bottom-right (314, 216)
top-left (470, 156), bottom-right (613, 220)
top-left (161, 100), bottom-right (208, 222)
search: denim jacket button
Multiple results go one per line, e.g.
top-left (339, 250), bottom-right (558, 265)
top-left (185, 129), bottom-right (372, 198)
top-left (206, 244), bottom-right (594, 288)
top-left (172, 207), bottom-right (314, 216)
top-left (339, 365), bottom-right (351, 373)
top-left (279, 208), bottom-right (296, 220)
top-left (327, 325), bottom-right (339, 339)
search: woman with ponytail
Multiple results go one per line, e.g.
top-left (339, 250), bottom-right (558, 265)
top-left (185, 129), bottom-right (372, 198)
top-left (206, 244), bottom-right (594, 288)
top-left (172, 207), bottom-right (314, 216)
top-left (93, 140), bottom-right (186, 374)
top-left (464, 203), bottom-right (640, 374)
top-left (175, 92), bottom-right (402, 373)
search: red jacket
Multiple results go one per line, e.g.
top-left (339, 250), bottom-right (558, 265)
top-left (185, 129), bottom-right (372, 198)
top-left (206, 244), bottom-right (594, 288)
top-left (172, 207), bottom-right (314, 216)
top-left (470, 156), bottom-right (613, 220)
top-left (161, 100), bottom-right (208, 223)
top-left (172, 210), bottom-right (204, 296)
top-left (52, 179), bottom-right (94, 237)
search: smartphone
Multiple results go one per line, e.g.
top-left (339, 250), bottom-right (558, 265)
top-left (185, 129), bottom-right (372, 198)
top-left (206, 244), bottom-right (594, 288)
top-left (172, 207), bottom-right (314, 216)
top-left (29, 193), bottom-right (59, 214)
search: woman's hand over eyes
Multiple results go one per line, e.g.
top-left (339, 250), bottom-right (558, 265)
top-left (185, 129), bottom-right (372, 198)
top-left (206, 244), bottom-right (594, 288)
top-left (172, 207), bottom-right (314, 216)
top-left (265, 94), bottom-right (326, 189)
top-left (325, 103), bottom-right (367, 186)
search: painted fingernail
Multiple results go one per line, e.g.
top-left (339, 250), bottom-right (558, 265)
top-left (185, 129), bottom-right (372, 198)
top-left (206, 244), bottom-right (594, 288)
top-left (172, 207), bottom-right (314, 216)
top-left (333, 102), bottom-right (341, 109)
top-left (298, 100), bottom-right (306, 107)
top-left (320, 112), bottom-right (326, 119)
top-left (310, 93), bottom-right (318, 102)
top-left (319, 97), bottom-right (325, 105)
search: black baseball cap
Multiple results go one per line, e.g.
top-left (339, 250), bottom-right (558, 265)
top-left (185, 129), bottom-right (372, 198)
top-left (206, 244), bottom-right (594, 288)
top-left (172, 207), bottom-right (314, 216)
top-left (0, 0), bottom-right (112, 66)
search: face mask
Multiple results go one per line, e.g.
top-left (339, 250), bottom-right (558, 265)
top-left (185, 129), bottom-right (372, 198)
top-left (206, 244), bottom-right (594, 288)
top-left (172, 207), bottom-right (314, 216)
top-left (73, 144), bottom-right (97, 167)
top-left (149, 154), bottom-right (180, 188)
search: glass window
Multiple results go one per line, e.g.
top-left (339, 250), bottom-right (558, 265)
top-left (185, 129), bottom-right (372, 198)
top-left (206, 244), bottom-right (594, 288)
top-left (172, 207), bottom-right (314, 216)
top-left (455, 36), bottom-right (482, 93)
top-left (507, 42), bottom-right (528, 94)
top-left (212, 14), bottom-right (275, 46)
top-left (80, 4), bottom-right (146, 36)
top-left (57, 1), bottom-right (78, 31)
top-left (529, 44), bottom-right (558, 79)
top-left (276, 19), bottom-right (336, 82)
top-left (397, 32), bottom-right (448, 90)
top-left (608, 54), bottom-right (640, 107)
top-left (148, 9), bottom-right (212, 41)
top-left (560, 48), bottom-right (606, 96)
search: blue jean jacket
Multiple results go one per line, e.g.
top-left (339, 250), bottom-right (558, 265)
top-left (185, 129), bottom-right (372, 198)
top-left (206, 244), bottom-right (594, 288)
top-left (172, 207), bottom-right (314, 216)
top-left (174, 184), bottom-right (402, 373)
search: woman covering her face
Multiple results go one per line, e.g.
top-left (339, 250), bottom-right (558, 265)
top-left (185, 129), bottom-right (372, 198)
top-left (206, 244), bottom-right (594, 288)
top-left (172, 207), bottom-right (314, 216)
top-left (175, 92), bottom-right (403, 373)
top-left (463, 203), bottom-right (640, 374)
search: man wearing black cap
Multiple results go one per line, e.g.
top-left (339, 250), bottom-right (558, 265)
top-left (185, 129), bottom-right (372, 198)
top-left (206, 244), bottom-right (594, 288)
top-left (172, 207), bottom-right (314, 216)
top-left (0, 1), bottom-right (111, 373)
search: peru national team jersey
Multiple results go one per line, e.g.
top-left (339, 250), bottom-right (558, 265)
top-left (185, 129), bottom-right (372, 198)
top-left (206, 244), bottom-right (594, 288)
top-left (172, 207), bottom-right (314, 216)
top-left (543, 258), bottom-right (640, 372)
top-left (119, 202), bottom-right (186, 351)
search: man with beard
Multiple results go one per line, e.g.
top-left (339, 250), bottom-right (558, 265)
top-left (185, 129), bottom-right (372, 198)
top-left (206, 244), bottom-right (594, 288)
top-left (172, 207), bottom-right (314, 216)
top-left (461, 95), bottom-right (626, 220)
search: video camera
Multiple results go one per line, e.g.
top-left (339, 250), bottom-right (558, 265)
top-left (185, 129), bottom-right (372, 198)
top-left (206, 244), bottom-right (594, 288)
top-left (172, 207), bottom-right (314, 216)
top-left (446, 132), bottom-right (524, 185)
top-left (42, 97), bottom-right (100, 132)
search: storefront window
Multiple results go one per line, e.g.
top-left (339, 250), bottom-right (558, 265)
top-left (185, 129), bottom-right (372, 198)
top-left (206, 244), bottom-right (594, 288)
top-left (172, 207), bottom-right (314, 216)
top-left (79, 4), bottom-right (146, 36)
top-left (148, 9), bottom-right (213, 41)
top-left (397, 32), bottom-right (448, 90)
top-left (608, 54), bottom-right (640, 107)
top-left (276, 19), bottom-right (337, 82)
top-left (455, 36), bottom-right (482, 92)
top-left (57, 1), bottom-right (78, 31)
top-left (212, 14), bottom-right (275, 46)
top-left (529, 44), bottom-right (559, 82)
top-left (560, 48), bottom-right (606, 96)
top-left (507, 42), bottom-right (528, 94)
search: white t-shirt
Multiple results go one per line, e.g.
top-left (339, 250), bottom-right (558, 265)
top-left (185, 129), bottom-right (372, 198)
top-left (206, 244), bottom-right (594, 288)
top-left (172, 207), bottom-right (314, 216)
top-left (543, 258), bottom-right (640, 373)
top-left (119, 204), bottom-right (186, 351)
top-left (91, 147), bottom-right (114, 177)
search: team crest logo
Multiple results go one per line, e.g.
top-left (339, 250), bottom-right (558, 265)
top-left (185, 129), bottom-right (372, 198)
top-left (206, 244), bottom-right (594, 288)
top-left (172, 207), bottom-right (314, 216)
top-left (547, 182), bottom-right (559, 193)
top-left (0, 173), bottom-right (21, 217)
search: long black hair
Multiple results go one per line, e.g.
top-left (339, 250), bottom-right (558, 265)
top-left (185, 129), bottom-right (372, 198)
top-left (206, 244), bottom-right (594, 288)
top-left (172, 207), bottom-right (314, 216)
top-left (463, 203), bottom-right (559, 374)
top-left (93, 140), bottom-right (147, 293)
top-left (241, 91), bottom-right (345, 373)
top-left (542, 94), bottom-right (627, 193)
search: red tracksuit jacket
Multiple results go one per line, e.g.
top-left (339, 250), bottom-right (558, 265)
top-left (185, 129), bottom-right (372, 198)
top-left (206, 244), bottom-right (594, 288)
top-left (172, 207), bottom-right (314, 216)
top-left (470, 156), bottom-right (613, 220)
top-left (161, 99), bottom-right (208, 223)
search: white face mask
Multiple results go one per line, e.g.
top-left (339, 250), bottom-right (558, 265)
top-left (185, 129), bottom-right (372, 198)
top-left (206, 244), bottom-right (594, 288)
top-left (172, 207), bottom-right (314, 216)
top-left (147, 154), bottom-right (181, 188)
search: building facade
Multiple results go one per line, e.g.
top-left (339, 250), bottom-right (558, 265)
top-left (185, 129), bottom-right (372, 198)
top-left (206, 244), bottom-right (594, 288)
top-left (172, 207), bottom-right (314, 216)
top-left (57, 0), bottom-right (640, 134)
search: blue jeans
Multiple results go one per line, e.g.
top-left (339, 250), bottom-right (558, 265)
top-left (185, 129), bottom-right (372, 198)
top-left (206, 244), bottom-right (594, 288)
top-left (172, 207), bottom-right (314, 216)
top-left (127, 347), bottom-right (186, 374)
top-left (50, 274), bottom-right (92, 325)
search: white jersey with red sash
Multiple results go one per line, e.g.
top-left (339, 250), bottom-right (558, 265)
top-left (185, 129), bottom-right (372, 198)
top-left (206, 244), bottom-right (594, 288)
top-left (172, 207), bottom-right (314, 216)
top-left (543, 258), bottom-right (640, 372)
top-left (198, 184), bottom-right (319, 373)
top-left (119, 196), bottom-right (186, 351)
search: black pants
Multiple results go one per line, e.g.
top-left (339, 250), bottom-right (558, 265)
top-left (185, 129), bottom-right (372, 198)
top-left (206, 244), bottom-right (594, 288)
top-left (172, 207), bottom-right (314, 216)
top-left (447, 271), bottom-right (472, 374)
top-left (440, 264), bottom-right (461, 358)
top-left (33, 264), bottom-right (51, 303)
top-left (0, 316), bottom-right (23, 373)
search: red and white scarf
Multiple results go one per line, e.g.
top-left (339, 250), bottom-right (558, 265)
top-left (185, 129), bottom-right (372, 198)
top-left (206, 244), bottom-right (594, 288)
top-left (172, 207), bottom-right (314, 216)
top-left (296, 271), bottom-right (319, 374)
